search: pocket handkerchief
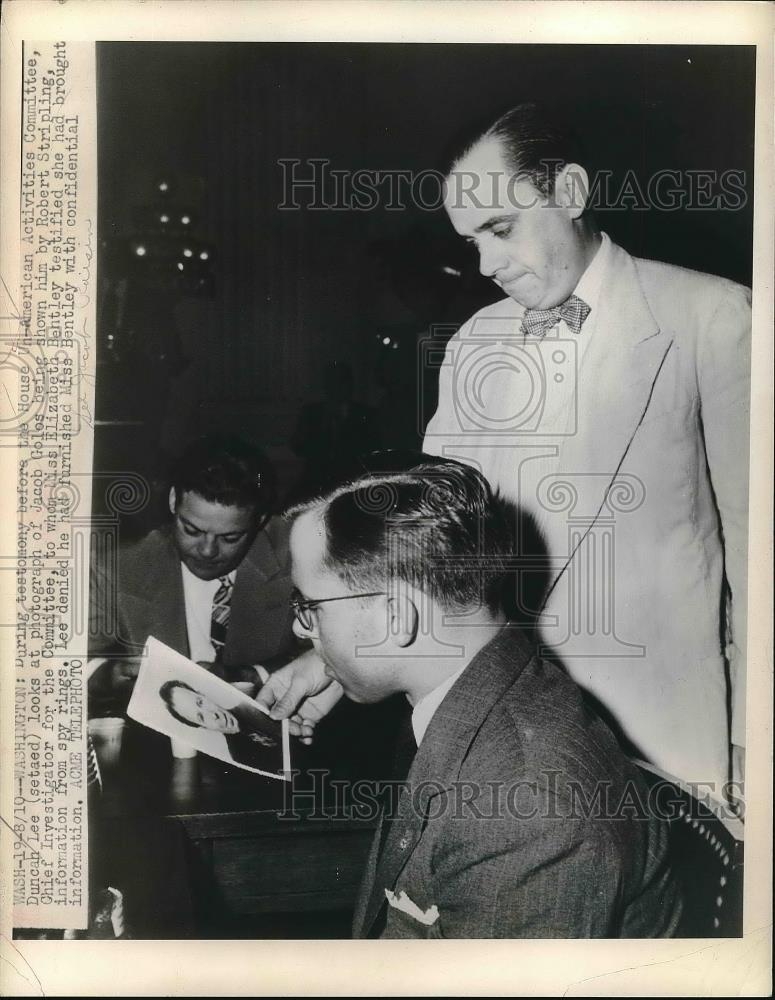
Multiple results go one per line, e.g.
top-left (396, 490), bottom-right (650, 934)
top-left (385, 888), bottom-right (440, 926)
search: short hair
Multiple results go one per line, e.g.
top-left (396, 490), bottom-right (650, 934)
top-left (171, 432), bottom-right (277, 516)
top-left (447, 101), bottom-right (587, 198)
top-left (159, 679), bottom-right (199, 727)
top-left (286, 454), bottom-right (514, 615)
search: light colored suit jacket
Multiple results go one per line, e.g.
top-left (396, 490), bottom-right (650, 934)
top-left (424, 239), bottom-right (750, 791)
top-left (352, 627), bottom-right (682, 938)
top-left (89, 516), bottom-right (297, 669)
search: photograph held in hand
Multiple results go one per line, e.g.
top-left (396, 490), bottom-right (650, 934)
top-left (127, 637), bottom-right (291, 779)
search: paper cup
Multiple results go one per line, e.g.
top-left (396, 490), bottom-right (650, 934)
top-left (88, 717), bottom-right (126, 769)
top-left (170, 736), bottom-right (198, 759)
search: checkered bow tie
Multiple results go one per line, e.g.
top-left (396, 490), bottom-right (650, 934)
top-left (521, 294), bottom-right (591, 339)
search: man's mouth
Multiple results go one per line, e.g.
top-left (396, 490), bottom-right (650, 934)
top-left (497, 271), bottom-right (527, 287)
top-left (193, 558), bottom-right (223, 572)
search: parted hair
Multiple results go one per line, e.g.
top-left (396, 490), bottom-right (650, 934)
top-left (286, 455), bottom-right (514, 615)
top-left (159, 679), bottom-right (199, 727)
top-left (447, 101), bottom-right (587, 198)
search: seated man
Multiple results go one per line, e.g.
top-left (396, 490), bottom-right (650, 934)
top-left (260, 456), bottom-right (682, 938)
top-left (89, 432), bottom-right (301, 710)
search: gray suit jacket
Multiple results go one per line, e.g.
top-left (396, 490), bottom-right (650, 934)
top-left (352, 627), bottom-right (682, 938)
top-left (89, 516), bottom-right (297, 669)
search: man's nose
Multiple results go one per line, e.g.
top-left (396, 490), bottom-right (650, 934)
top-left (199, 534), bottom-right (218, 558)
top-left (478, 239), bottom-right (507, 279)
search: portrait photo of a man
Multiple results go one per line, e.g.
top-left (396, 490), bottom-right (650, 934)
top-left (126, 636), bottom-right (290, 779)
top-left (159, 678), bottom-right (282, 771)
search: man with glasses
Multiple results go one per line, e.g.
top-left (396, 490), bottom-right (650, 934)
top-left (261, 456), bottom-right (682, 938)
top-left (89, 433), bottom-right (300, 709)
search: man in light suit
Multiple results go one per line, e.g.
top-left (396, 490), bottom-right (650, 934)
top-left (283, 457), bottom-right (681, 938)
top-left (423, 103), bottom-right (750, 799)
top-left (89, 433), bottom-right (299, 710)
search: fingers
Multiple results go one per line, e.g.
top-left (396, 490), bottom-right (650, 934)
top-left (254, 669), bottom-right (307, 718)
top-left (290, 712), bottom-right (318, 745)
top-left (287, 713), bottom-right (317, 745)
top-left (268, 673), bottom-right (318, 720)
top-left (254, 671), bottom-right (289, 710)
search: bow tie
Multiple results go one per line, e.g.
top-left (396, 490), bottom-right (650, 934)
top-left (521, 294), bottom-right (591, 339)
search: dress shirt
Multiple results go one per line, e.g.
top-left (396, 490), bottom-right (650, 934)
top-left (180, 563), bottom-right (236, 663)
top-left (411, 664), bottom-right (468, 746)
top-left (518, 232), bottom-right (613, 542)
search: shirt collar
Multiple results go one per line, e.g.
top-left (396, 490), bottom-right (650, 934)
top-left (180, 563), bottom-right (236, 590)
top-left (573, 231), bottom-right (611, 316)
top-left (411, 664), bottom-right (468, 746)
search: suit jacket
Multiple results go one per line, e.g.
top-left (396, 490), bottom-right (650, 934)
top-left (352, 627), bottom-right (682, 939)
top-left (89, 516), bottom-right (297, 669)
top-left (424, 238), bottom-right (750, 791)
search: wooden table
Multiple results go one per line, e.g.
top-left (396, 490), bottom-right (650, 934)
top-left (90, 706), bottom-right (395, 938)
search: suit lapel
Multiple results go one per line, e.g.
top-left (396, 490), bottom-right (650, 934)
top-left (225, 528), bottom-right (284, 663)
top-left (548, 243), bottom-right (674, 590)
top-left (123, 530), bottom-right (189, 655)
top-left (356, 627), bottom-right (535, 938)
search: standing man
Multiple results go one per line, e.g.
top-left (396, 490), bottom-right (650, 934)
top-left (89, 433), bottom-right (300, 708)
top-left (424, 103), bottom-right (750, 796)
top-left (280, 458), bottom-right (681, 938)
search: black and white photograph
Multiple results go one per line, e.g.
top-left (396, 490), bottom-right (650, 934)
top-left (125, 637), bottom-right (290, 778)
top-left (1, 1), bottom-right (772, 996)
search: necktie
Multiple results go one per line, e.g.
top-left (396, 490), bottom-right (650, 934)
top-left (86, 733), bottom-right (102, 793)
top-left (521, 293), bottom-right (590, 339)
top-left (377, 703), bottom-right (417, 861)
top-left (210, 576), bottom-right (233, 661)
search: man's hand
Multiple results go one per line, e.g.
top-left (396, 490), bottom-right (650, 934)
top-left (255, 647), bottom-right (343, 744)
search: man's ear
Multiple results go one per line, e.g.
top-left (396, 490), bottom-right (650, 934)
top-left (387, 592), bottom-right (419, 648)
top-left (168, 487), bottom-right (178, 516)
top-left (554, 163), bottom-right (589, 219)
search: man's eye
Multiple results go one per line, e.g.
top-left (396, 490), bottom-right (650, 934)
top-left (492, 226), bottom-right (513, 239)
top-left (221, 534), bottom-right (244, 544)
top-left (183, 524), bottom-right (200, 536)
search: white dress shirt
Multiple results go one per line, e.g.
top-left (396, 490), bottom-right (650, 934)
top-left (410, 664), bottom-right (468, 746)
top-left (180, 564), bottom-right (236, 663)
top-left (517, 231), bottom-right (613, 542)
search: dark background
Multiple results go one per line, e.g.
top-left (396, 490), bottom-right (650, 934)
top-left (94, 42), bottom-right (755, 532)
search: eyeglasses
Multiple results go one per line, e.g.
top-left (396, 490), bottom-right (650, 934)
top-left (290, 588), bottom-right (386, 632)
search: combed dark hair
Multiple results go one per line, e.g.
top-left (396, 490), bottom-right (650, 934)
top-left (159, 679), bottom-right (198, 727)
top-left (171, 432), bottom-right (277, 515)
top-left (287, 454), bottom-right (514, 615)
top-left (447, 101), bottom-right (587, 198)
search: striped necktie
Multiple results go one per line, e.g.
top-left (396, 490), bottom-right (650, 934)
top-left (210, 576), bottom-right (233, 661)
top-left (521, 293), bottom-right (590, 339)
top-left (87, 733), bottom-right (102, 793)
